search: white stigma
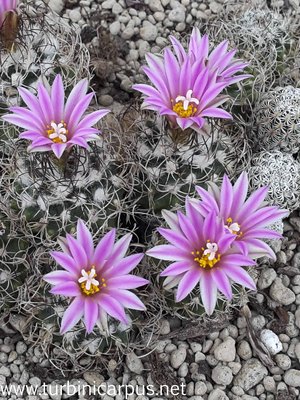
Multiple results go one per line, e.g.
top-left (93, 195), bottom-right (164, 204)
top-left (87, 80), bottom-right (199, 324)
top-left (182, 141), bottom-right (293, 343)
top-left (203, 242), bottom-right (218, 261)
top-left (48, 122), bottom-right (67, 143)
top-left (226, 222), bottom-right (241, 234)
top-left (175, 89), bottom-right (199, 110)
top-left (78, 268), bottom-right (99, 291)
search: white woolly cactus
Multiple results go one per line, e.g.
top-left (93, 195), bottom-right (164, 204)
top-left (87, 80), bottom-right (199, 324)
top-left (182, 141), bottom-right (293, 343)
top-left (254, 86), bottom-right (300, 153)
top-left (0, 0), bottom-right (91, 108)
top-left (248, 151), bottom-right (300, 212)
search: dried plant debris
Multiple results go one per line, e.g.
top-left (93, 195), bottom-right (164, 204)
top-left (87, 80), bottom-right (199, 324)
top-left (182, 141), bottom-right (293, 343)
top-left (164, 314), bottom-right (231, 341)
top-left (241, 305), bottom-right (275, 368)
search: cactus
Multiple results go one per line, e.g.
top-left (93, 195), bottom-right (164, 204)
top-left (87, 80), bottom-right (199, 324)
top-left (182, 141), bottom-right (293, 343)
top-left (253, 86), bottom-right (300, 153)
top-left (248, 151), bottom-right (300, 212)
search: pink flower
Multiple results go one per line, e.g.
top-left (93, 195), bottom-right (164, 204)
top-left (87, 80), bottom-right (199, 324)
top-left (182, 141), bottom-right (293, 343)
top-left (133, 28), bottom-right (251, 132)
top-left (147, 199), bottom-right (256, 315)
top-left (2, 75), bottom-right (110, 158)
top-left (44, 220), bottom-right (148, 334)
top-left (194, 172), bottom-right (289, 260)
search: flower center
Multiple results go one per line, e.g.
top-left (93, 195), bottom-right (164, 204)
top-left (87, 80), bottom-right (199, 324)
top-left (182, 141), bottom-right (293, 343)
top-left (78, 266), bottom-right (106, 296)
top-left (225, 217), bottom-right (242, 237)
top-left (47, 121), bottom-right (68, 144)
top-left (192, 241), bottom-right (221, 270)
top-left (172, 89), bottom-right (199, 118)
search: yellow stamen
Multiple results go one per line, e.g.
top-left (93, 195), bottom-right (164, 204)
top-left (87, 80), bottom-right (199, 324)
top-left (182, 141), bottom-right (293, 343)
top-left (192, 241), bottom-right (221, 270)
top-left (172, 101), bottom-right (197, 118)
top-left (79, 267), bottom-right (107, 296)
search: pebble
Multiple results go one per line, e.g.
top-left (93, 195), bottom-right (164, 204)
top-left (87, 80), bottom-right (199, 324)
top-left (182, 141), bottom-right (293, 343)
top-left (83, 371), bottom-right (104, 385)
top-left (263, 376), bottom-right (276, 393)
top-left (178, 362), bottom-right (188, 377)
top-left (170, 347), bottom-right (187, 369)
top-left (284, 369), bottom-right (300, 387)
top-left (140, 21), bottom-right (158, 41)
top-left (237, 340), bottom-right (253, 360)
top-left (98, 95), bottom-right (114, 106)
top-left (234, 359), bottom-right (268, 391)
top-left (110, 21), bottom-right (121, 35)
top-left (260, 330), bottom-right (283, 355)
top-left (258, 268), bottom-right (277, 289)
top-left (211, 365), bottom-right (233, 386)
top-left (269, 278), bottom-right (296, 305)
top-left (102, 0), bottom-right (115, 9)
top-left (168, 6), bottom-right (186, 22)
top-left (149, 0), bottom-right (164, 12)
top-left (69, 9), bottom-right (81, 23)
top-left (126, 352), bottom-right (143, 374)
top-left (214, 337), bottom-right (236, 362)
top-left (48, 0), bottom-right (64, 14)
top-left (16, 341), bottom-right (27, 355)
top-left (194, 381), bottom-right (207, 396)
top-left (274, 354), bottom-right (291, 370)
top-left (208, 388), bottom-right (229, 400)
top-left (112, 3), bottom-right (123, 14)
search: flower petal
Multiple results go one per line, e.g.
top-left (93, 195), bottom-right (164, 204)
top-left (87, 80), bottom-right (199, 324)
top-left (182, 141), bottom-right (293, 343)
top-left (66, 234), bottom-right (88, 269)
top-left (147, 244), bottom-right (190, 261)
top-left (43, 270), bottom-right (74, 285)
top-left (160, 261), bottom-right (192, 277)
top-left (200, 273), bottom-right (218, 315)
top-left (84, 298), bottom-right (99, 333)
top-left (50, 281), bottom-right (81, 296)
top-left (50, 251), bottom-right (80, 274)
top-left (60, 297), bottom-right (84, 334)
top-left (107, 275), bottom-right (149, 289)
top-left (223, 264), bottom-right (256, 291)
top-left (77, 219), bottom-right (94, 263)
top-left (176, 268), bottom-right (202, 302)
top-left (109, 289), bottom-right (146, 311)
top-left (93, 229), bottom-right (116, 268)
top-left (97, 293), bottom-right (128, 324)
top-left (211, 268), bottom-right (232, 300)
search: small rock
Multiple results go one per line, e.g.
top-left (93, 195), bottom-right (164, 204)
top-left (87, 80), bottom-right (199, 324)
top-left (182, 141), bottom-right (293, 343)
top-left (140, 21), bottom-right (158, 41)
top-left (168, 6), bottom-right (185, 22)
top-left (284, 369), bottom-right (300, 387)
top-left (102, 0), bottom-right (115, 9)
top-left (0, 367), bottom-right (10, 378)
top-left (211, 365), bottom-right (233, 386)
top-left (112, 3), bottom-right (123, 14)
top-left (269, 278), bottom-right (296, 305)
top-left (233, 359), bottom-right (268, 391)
top-left (263, 376), bottom-right (276, 393)
top-left (149, 0), bottom-right (164, 12)
top-left (214, 337), bottom-right (236, 362)
top-left (194, 381), bottom-right (207, 396)
top-left (48, 0), bottom-right (64, 14)
top-left (16, 342), bottom-right (27, 355)
top-left (48, 382), bottom-right (62, 400)
top-left (177, 362), bottom-right (187, 378)
top-left (237, 340), bottom-right (252, 360)
top-left (209, 1), bottom-right (222, 13)
top-left (258, 268), bottom-right (277, 289)
top-left (29, 377), bottom-right (42, 387)
top-left (275, 354), bottom-right (291, 370)
top-left (208, 388), bottom-right (229, 400)
top-left (170, 347), bottom-right (187, 369)
top-left (98, 95), bottom-right (113, 107)
top-left (83, 371), bottom-right (104, 386)
top-left (69, 9), bottom-right (81, 22)
top-left (126, 352), bottom-right (143, 374)
top-left (110, 21), bottom-right (121, 35)
top-left (260, 329), bottom-right (283, 355)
